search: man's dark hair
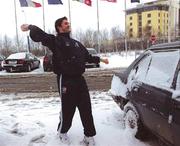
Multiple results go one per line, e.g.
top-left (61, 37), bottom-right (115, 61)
top-left (55, 16), bottom-right (67, 33)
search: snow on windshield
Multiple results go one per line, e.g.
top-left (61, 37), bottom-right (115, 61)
top-left (7, 52), bottom-right (26, 59)
top-left (145, 51), bottom-right (179, 88)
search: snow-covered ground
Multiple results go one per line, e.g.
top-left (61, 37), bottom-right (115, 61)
top-left (0, 52), bottom-right (157, 146)
top-left (0, 91), bottom-right (155, 146)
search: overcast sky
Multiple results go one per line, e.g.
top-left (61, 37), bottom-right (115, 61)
top-left (0, 0), bottom-right (156, 38)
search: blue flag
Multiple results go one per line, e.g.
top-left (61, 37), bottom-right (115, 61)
top-left (131, 0), bottom-right (140, 3)
top-left (47, 0), bottom-right (63, 4)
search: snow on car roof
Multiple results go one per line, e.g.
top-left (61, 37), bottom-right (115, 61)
top-left (7, 52), bottom-right (27, 59)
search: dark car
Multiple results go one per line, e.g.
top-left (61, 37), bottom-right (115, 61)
top-left (0, 54), bottom-right (5, 71)
top-left (110, 41), bottom-right (180, 146)
top-left (43, 48), bottom-right (100, 72)
top-left (86, 48), bottom-right (100, 68)
top-left (43, 52), bottom-right (53, 72)
top-left (3, 52), bottom-right (40, 72)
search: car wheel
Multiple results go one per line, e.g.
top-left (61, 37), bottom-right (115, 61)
top-left (27, 65), bottom-right (31, 72)
top-left (124, 109), bottom-right (138, 135)
top-left (124, 103), bottom-right (148, 140)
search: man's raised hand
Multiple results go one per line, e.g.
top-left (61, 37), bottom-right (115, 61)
top-left (21, 24), bottom-right (29, 32)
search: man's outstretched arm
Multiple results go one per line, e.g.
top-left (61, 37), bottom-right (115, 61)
top-left (21, 24), bottom-right (55, 50)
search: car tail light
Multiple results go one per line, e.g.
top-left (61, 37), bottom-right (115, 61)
top-left (18, 59), bottom-right (25, 64)
top-left (44, 56), bottom-right (49, 62)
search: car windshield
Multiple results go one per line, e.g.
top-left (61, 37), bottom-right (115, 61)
top-left (7, 53), bottom-right (26, 59)
top-left (87, 49), bottom-right (97, 55)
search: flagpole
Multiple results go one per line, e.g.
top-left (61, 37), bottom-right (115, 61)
top-left (22, 10), bottom-right (31, 52)
top-left (42, 0), bottom-right (45, 31)
top-left (42, 0), bottom-right (47, 54)
top-left (14, 0), bottom-right (20, 52)
top-left (96, 0), bottom-right (101, 54)
top-left (68, 0), bottom-right (73, 36)
top-left (68, 0), bottom-right (72, 26)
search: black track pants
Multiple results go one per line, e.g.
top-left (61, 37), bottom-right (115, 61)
top-left (57, 74), bottom-right (96, 137)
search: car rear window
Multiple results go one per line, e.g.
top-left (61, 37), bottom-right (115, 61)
top-left (7, 53), bottom-right (26, 59)
top-left (145, 50), bottom-right (179, 88)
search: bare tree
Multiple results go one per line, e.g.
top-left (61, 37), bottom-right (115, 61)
top-left (100, 29), bottom-right (109, 53)
top-left (110, 26), bottom-right (124, 52)
top-left (0, 35), bottom-right (14, 57)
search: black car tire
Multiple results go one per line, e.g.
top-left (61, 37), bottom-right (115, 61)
top-left (6, 68), bottom-right (12, 73)
top-left (96, 64), bottom-right (100, 68)
top-left (124, 104), bottom-right (148, 140)
top-left (27, 65), bottom-right (31, 72)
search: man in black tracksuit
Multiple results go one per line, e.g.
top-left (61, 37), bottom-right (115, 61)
top-left (21, 17), bottom-right (109, 145)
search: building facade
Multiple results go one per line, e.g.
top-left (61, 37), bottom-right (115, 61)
top-left (126, 0), bottom-right (180, 41)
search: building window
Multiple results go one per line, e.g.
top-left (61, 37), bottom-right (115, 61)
top-left (139, 22), bottom-right (142, 26)
top-left (147, 13), bottom-right (151, 17)
top-left (147, 20), bottom-right (151, 24)
top-left (158, 26), bottom-right (160, 30)
top-left (158, 19), bottom-right (160, 23)
top-left (130, 22), bottom-right (132, 26)
top-left (129, 16), bottom-right (132, 20)
top-left (130, 28), bottom-right (133, 32)
top-left (158, 13), bottom-right (160, 17)
top-left (148, 26), bottom-right (152, 31)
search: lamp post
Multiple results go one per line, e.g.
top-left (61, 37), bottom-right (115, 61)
top-left (168, 0), bottom-right (172, 42)
top-left (124, 0), bottom-right (128, 57)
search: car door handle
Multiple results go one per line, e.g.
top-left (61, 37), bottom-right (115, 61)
top-left (133, 86), bottom-right (139, 92)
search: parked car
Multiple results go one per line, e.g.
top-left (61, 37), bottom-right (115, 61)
top-left (43, 48), bottom-right (100, 72)
top-left (3, 52), bottom-right (40, 72)
top-left (110, 41), bottom-right (180, 146)
top-left (86, 48), bottom-right (100, 68)
top-left (43, 52), bottom-right (53, 72)
top-left (0, 54), bottom-right (5, 71)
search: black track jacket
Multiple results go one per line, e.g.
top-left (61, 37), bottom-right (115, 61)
top-left (28, 25), bottom-right (100, 76)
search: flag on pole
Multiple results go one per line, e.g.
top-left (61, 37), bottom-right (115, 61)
top-left (47, 0), bottom-right (63, 4)
top-left (19, 0), bottom-right (41, 7)
top-left (131, 0), bottom-right (140, 3)
top-left (73, 0), bottom-right (92, 6)
top-left (101, 0), bottom-right (117, 2)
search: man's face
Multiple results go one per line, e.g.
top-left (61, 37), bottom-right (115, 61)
top-left (58, 19), bottom-right (71, 33)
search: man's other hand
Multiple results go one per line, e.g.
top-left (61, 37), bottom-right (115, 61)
top-left (100, 58), bottom-right (109, 64)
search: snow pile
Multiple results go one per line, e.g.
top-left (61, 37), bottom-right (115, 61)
top-left (110, 75), bottom-right (127, 97)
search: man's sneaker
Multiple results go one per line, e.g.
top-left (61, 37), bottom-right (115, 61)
top-left (81, 136), bottom-right (95, 146)
top-left (58, 133), bottom-right (70, 145)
